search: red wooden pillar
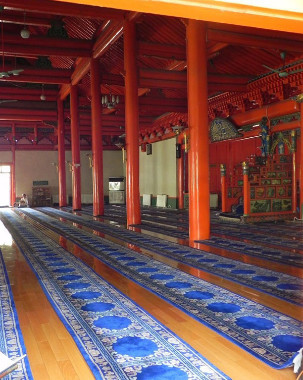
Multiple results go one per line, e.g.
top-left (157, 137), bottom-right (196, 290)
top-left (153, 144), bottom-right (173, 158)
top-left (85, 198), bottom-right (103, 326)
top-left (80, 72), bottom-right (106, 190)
top-left (34, 126), bottom-right (38, 144)
top-left (291, 129), bottom-right (297, 214)
top-left (90, 58), bottom-right (104, 216)
top-left (186, 19), bottom-right (210, 243)
top-left (11, 145), bottom-right (16, 206)
top-left (57, 99), bottom-right (67, 207)
top-left (220, 164), bottom-right (227, 212)
top-left (242, 161), bottom-right (250, 216)
top-left (300, 102), bottom-right (303, 218)
top-left (124, 19), bottom-right (141, 226)
top-left (292, 151), bottom-right (296, 214)
top-left (177, 134), bottom-right (184, 209)
top-left (70, 85), bottom-right (81, 210)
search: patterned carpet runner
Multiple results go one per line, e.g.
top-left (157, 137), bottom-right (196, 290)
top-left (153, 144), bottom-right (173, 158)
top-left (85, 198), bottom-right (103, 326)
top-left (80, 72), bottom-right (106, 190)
top-left (0, 210), bottom-right (230, 380)
top-left (6, 208), bottom-right (302, 369)
top-left (0, 250), bottom-right (33, 380)
top-left (37, 207), bottom-right (302, 306)
top-left (61, 206), bottom-right (303, 270)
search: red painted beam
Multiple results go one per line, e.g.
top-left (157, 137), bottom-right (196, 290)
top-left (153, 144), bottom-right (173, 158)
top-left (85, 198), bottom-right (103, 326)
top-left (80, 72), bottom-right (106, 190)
top-left (139, 77), bottom-right (247, 91)
top-left (59, 84), bottom-right (71, 101)
top-left (208, 83), bottom-right (247, 92)
top-left (0, 88), bottom-right (58, 96)
top-left (231, 99), bottom-right (299, 126)
top-left (59, 21), bottom-right (124, 99)
top-left (59, 12), bottom-right (141, 100)
top-left (0, 11), bottom-right (51, 27)
top-left (140, 68), bottom-right (252, 84)
top-left (139, 97), bottom-right (187, 107)
top-left (0, 121), bottom-right (54, 128)
top-left (139, 78), bottom-right (186, 89)
top-left (138, 41), bottom-right (230, 60)
top-left (0, 109), bottom-right (56, 116)
top-left (0, 108), bottom-right (57, 121)
top-left (92, 20), bottom-right (123, 59)
top-left (0, 93), bottom-right (57, 101)
top-left (1, 43), bottom-right (90, 58)
top-left (207, 28), bottom-right (303, 52)
top-left (138, 41), bottom-right (186, 60)
top-left (71, 59), bottom-right (90, 86)
top-left (4, 33), bottom-right (92, 50)
top-left (0, 115), bottom-right (55, 121)
top-left (207, 42), bottom-right (229, 56)
top-left (1, 0), bottom-right (125, 19)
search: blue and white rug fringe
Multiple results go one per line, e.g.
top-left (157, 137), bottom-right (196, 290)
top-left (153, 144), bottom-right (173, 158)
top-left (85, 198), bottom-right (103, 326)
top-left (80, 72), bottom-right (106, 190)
top-left (0, 250), bottom-right (33, 380)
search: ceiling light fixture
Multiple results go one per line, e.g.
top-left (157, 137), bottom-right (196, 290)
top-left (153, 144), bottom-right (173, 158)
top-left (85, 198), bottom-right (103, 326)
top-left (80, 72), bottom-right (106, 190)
top-left (20, 13), bottom-right (30, 39)
top-left (101, 94), bottom-right (119, 109)
top-left (40, 84), bottom-right (46, 101)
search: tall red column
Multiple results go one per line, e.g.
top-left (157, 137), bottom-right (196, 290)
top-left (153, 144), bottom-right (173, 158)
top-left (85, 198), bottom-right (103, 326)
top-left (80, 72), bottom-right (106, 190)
top-left (242, 161), bottom-right (250, 216)
top-left (11, 145), bottom-right (16, 206)
top-left (186, 20), bottom-right (210, 243)
top-left (177, 134), bottom-right (184, 209)
top-left (220, 164), bottom-right (227, 212)
top-left (124, 19), bottom-right (141, 226)
top-left (291, 130), bottom-right (297, 214)
top-left (300, 102), bottom-right (303, 218)
top-left (57, 99), bottom-right (67, 207)
top-left (70, 85), bottom-right (81, 210)
top-left (90, 58), bottom-right (104, 216)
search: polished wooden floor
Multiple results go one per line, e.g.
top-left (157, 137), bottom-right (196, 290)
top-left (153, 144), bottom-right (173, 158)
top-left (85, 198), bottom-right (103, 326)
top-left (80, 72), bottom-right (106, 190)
top-left (0, 217), bottom-right (299, 380)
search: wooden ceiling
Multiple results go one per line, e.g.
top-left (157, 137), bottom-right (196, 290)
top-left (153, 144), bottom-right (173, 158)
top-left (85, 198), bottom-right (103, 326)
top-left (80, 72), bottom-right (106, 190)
top-left (0, 0), bottom-right (303, 149)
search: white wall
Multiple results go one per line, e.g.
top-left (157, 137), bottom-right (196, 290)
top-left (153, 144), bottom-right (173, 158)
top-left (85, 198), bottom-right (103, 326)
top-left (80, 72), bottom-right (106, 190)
top-left (16, 151), bottom-right (59, 200)
top-left (0, 151), bottom-right (12, 163)
top-left (15, 150), bottom-right (123, 202)
top-left (139, 138), bottom-right (177, 197)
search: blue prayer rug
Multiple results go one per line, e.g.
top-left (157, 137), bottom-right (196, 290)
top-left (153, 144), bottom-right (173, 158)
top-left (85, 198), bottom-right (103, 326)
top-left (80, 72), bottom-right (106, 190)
top-left (200, 236), bottom-right (303, 268)
top-left (37, 207), bottom-right (302, 306)
top-left (7, 208), bottom-right (303, 370)
top-left (0, 251), bottom-right (33, 380)
top-left (0, 210), bottom-right (230, 380)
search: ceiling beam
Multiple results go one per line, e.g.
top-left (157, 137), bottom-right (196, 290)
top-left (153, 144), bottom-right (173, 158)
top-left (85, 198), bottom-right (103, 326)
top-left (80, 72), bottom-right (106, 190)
top-left (140, 68), bottom-right (252, 83)
top-left (208, 83), bottom-right (247, 93)
top-left (4, 33), bottom-right (93, 50)
top-left (0, 11), bottom-right (51, 27)
top-left (207, 42), bottom-right (229, 56)
top-left (207, 28), bottom-right (303, 52)
top-left (0, 87), bottom-right (58, 96)
top-left (1, 43), bottom-right (90, 58)
top-left (59, 20), bottom-right (125, 100)
top-left (138, 41), bottom-right (186, 60)
top-left (1, 34), bottom-right (92, 58)
top-left (0, 121), bottom-right (55, 128)
top-left (1, 0), bottom-right (125, 19)
top-left (92, 20), bottom-right (124, 59)
top-left (138, 41), bottom-right (231, 61)
top-left (139, 96), bottom-right (187, 107)
top-left (0, 93), bottom-right (57, 101)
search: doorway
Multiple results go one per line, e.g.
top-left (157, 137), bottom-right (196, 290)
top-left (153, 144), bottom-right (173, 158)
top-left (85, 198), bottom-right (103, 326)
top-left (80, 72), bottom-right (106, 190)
top-left (0, 165), bottom-right (11, 207)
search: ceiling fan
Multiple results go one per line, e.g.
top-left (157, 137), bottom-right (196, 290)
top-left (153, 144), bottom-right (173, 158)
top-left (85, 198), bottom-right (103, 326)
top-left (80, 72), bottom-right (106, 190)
top-left (262, 51), bottom-right (303, 78)
top-left (0, 99), bottom-right (18, 104)
top-left (0, 69), bottom-right (24, 79)
top-left (0, 22), bottom-right (24, 79)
